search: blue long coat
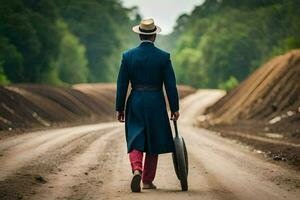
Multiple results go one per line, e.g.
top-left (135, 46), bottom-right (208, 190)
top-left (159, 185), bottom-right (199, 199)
top-left (115, 41), bottom-right (179, 155)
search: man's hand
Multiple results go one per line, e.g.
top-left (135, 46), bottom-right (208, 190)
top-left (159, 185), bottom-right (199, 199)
top-left (116, 111), bottom-right (125, 122)
top-left (170, 111), bottom-right (180, 121)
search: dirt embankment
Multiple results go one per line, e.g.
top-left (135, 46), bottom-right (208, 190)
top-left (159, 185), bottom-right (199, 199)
top-left (0, 83), bottom-right (195, 133)
top-left (201, 49), bottom-right (300, 168)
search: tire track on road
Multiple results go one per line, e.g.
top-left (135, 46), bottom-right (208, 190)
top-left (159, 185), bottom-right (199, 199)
top-left (0, 123), bottom-right (120, 180)
top-left (30, 127), bottom-right (123, 200)
top-left (0, 122), bottom-right (119, 152)
top-left (0, 127), bottom-right (118, 200)
top-left (187, 153), bottom-right (238, 200)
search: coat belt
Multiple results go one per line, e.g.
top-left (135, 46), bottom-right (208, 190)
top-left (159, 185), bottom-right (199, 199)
top-left (132, 84), bottom-right (162, 91)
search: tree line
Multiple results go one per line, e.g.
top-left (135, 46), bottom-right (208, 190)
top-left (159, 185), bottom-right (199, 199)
top-left (158, 0), bottom-right (300, 90)
top-left (0, 0), bottom-right (140, 85)
top-left (1, 0), bottom-right (299, 89)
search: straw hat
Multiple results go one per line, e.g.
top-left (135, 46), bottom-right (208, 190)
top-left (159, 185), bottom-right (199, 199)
top-left (132, 18), bottom-right (161, 35)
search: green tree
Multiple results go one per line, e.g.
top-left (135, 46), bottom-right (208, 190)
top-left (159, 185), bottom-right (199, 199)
top-left (0, 0), bottom-right (61, 82)
top-left (0, 0), bottom-right (139, 85)
top-left (55, 20), bottom-right (89, 84)
top-left (0, 36), bottom-right (23, 82)
top-left (55, 0), bottom-right (139, 82)
top-left (218, 76), bottom-right (239, 91)
top-left (161, 0), bottom-right (300, 88)
top-left (0, 61), bottom-right (10, 84)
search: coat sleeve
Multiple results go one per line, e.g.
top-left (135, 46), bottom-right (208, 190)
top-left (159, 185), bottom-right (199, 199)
top-left (163, 53), bottom-right (179, 112)
top-left (115, 53), bottom-right (129, 112)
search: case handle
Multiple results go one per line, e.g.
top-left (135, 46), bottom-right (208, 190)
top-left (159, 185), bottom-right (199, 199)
top-left (173, 120), bottom-right (179, 138)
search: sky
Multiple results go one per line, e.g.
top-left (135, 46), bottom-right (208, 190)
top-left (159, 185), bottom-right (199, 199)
top-left (121, 0), bottom-right (205, 34)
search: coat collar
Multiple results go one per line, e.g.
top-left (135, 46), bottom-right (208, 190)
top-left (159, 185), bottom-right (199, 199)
top-left (139, 41), bottom-right (155, 47)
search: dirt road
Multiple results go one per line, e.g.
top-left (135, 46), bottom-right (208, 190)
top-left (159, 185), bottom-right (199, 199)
top-left (1, 90), bottom-right (300, 200)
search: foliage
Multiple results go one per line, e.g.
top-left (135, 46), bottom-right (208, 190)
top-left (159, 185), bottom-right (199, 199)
top-left (0, 36), bottom-right (23, 82)
top-left (218, 76), bottom-right (239, 91)
top-left (161, 0), bottom-right (300, 88)
top-left (0, 0), bottom-right (140, 85)
top-left (0, 61), bottom-right (10, 84)
top-left (54, 20), bottom-right (89, 84)
top-left (2, 0), bottom-right (298, 88)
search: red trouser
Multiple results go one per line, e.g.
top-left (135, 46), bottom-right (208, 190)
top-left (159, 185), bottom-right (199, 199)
top-left (129, 149), bottom-right (158, 184)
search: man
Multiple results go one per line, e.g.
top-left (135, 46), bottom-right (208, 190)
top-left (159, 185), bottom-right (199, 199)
top-left (115, 18), bottom-right (180, 192)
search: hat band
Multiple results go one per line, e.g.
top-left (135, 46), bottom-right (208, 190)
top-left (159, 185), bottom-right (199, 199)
top-left (139, 26), bottom-right (157, 33)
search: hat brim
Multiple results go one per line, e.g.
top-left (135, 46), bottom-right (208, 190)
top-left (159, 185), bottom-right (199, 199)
top-left (132, 25), bottom-right (162, 35)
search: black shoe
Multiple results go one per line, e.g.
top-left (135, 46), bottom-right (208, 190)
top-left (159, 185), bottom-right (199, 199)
top-left (131, 170), bottom-right (142, 192)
